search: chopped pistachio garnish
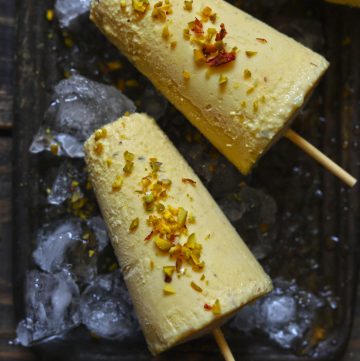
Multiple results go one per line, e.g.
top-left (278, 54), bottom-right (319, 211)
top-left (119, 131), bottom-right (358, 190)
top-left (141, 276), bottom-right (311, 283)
top-left (124, 151), bottom-right (135, 162)
top-left (95, 128), bottom-right (107, 141)
top-left (184, 0), bottom-right (193, 10)
top-left (183, 28), bottom-right (190, 40)
top-left (144, 191), bottom-right (154, 203)
top-left (112, 175), bottom-right (123, 191)
top-left (188, 213), bottom-right (196, 223)
top-left (88, 249), bottom-right (95, 258)
top-left (150, 158), bottom-right (162, 171)
top-left (245, 51), bottom-right (257, 58)
top-left (246, 87), bottom-right (255, 95)
top-left (163, 266), bottom-right (175, 282)
top-left (94, 142), bottom-right (104, 156)
top-left (212, 299), bottom-right (221, 315)
top-left (132, 0), bottom-right (149, 13)
top-left (109, 263), bottom-right (118, 272)
top-left (50, 143), bottom-right (59, 155)
top-left (191, 281), bottom-right (203, 292)
top-left (177, 207), bottom-right (188, 227)
top-left (219, 74), bottom-right (228, 85)
top-left (201, 6), bottom-right (216, 23)
top-left (200, 274), bottom-right (205, 281)
top-left (150, 260), bottom-right (155, 270)
top-left (170, 41), bottom-right (177, 49)
top-left (152, 0), bottom-right (172, 20)
top-left (129, 217), bottom-right (139, 232)
top-left (162, 24), bottom-right (170, 39)
top-left (46, 9), bottom-right (54, 21)
top-left (156, 203), bottom-right (165, 213)
top-left (163, 284), bottom-right (176, 294)
top-left (63, 34), bottom-right (74, 48)
top-left (205, 233), bottom-right (211, 240)
top-left (137, 157), bottom-right (205, 295)
top-left (160, 178), bottom-right (172, 187)
top-left (123, 160), bottom-right (134, 175)
top-left (155, 236), bottom-right (173, 251)
top-left (106, 158), bottom-right (113, 167)
top-left (194, 49), bottom-right (206, 64)
top-left (202, 6), bottom-right (212, 17)
top-left (243, 69), bottom-right (252, 79)
top-left (207, 27), bottom-right (217, 38)
top-left (253, 100), bottom-right (259, 113)
top-left (120, 0), bottom-right (126, 8)
top-left (183, 70), bottom-right (191, 80)
top-left (209, 13), bottom-right (217, 23)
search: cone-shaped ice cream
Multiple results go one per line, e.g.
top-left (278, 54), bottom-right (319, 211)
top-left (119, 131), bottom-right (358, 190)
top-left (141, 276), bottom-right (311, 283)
top-left (91, 0), bottom-right (329, 174)
top-left (84, 113), bottom-right (272, 354)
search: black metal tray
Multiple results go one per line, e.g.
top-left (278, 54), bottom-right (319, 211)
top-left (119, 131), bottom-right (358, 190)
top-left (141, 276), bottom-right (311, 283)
top-left (13, 0), bottom-right (360, 360)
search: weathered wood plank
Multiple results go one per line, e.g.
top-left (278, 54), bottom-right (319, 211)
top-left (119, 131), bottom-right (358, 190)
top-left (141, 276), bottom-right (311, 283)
top-left (0, 137), bottom-right (34, 360)
top-left (0, 0), bottom-right (15, 129)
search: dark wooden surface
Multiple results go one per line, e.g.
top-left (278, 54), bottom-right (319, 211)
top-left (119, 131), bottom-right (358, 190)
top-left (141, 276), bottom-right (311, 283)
top-left (0, 0), bottom-right (359, 360)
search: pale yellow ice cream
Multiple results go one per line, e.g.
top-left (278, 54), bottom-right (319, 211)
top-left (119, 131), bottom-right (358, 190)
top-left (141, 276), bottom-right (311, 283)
top-left (84, 113), bottom-right (272, 354)
top-left (90, 0), bottom-right (329, 174)
top-left (326, 0), bottom-right (360, 6)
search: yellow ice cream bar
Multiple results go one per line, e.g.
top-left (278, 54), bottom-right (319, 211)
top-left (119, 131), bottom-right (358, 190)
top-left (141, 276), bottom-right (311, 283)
top-left (90, 0), bottom-right (329, 174)
top-left (326, 0), bottom-right (360, 6)
top-left (84, 113), bottom-right (272, 354)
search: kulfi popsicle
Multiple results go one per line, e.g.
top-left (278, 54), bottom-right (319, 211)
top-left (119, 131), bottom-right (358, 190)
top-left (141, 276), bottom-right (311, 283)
top-left (90, 0), bottom-right (329, 175)
top-left (84, 113), bottom-right (273, 355)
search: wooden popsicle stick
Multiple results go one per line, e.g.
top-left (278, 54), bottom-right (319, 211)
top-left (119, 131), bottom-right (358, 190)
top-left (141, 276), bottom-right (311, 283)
top-left (212, 328), bottom-right (236, 361)
top-left (285, 129), bottom-right (357, 188)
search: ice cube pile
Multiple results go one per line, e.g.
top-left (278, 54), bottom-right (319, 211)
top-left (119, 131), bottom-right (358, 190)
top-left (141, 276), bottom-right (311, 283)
top-left (18, 73), bottom-right (139, 346)
top-left (29, 74), bottom-right (136, 158)
top-left (17, 0), bottom-right (340, 356)
top-left (231, 279), bottom-right (328, 352)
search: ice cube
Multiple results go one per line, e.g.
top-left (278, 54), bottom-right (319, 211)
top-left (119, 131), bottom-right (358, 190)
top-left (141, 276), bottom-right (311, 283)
top-left (55, 0), bottom-right (91, 29)
top-left (15, 269), bottom-right (80, 346)
top-left (48, 161), bottom-right (83, 205)
top-left (80, 270), bottom-right (139, 339)
top-left (262, 295), bottom-right (297, 326)
top-left (218, 198), bottom-right (246, 223)
top-left (87, 216), bottom-right (109, 251)
top-left (30, 74), bottom-right (136, 158)
top-left (32, 218), bottom-right (110, 284)
top-left (33, 219), bottom-right (83, 273)
top-left (230, 279), bottom-right (324, 351)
